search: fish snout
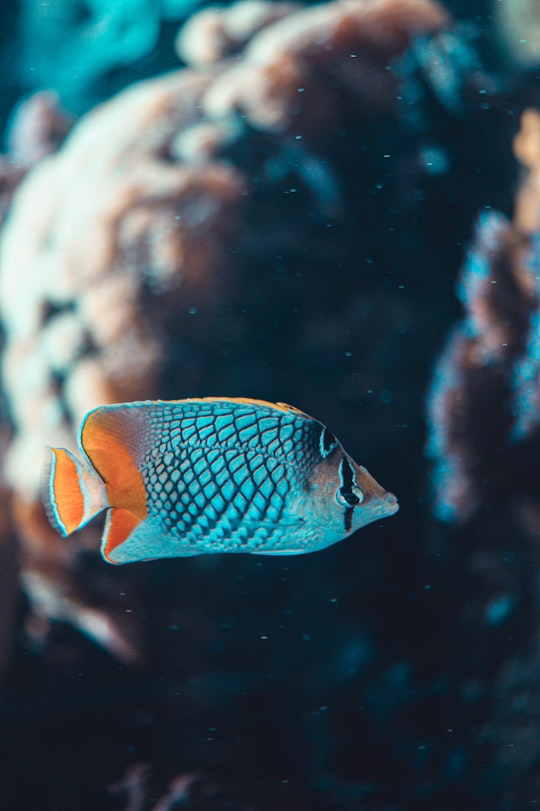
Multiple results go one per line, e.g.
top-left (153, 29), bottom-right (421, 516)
top-left (355, 464), bottom-right (399, 521)
top-left (382, 490), bottom-right (399, 516)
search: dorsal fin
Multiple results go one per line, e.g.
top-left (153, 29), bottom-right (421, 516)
top-left (178, 396), bottom-right (313, 420)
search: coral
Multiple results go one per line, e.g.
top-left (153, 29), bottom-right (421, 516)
top-left (0, 157), bottom-right (25, 229)
top-left (188, 0), bottom-right (449, 134)
top-left (1, 0), bottom-right (532, 809)
top-left (424, 106), bottom-right (540, 807)
top-left (0, 73), bottom-right (248, 502)
top-left (6, 91), bottom-right (73, 169)
top-left (0, 0), bottom-right (448, 665)
top-left (513, 107), bottom-right (540, 235)
top-left (176, 0), bottom-right (301, 66)
top-left (426, 211), bottom-right (535, 522)
top-left (0, 92), bottom-right (72, 229)
top-left (426, 108), bottom-right (540, 524)
top-left (0, 483), bottom-right (20, 675)
top-left (0, 67), bottom-right (247, 661)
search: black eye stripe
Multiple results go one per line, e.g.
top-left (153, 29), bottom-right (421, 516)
top-left (320, 426), bottom-right (338, 458)
top-left (339, 456), bottom-right (361, 512)
top-left (340, 456), bottom-right (358, 533)
top-left (339, 456), bottom-right (355, 492)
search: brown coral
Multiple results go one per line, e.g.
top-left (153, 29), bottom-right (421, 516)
top-left (0, 0), bottom-right (449, 663)
top-left (0, 92), bottom-right (72, 229)
top-left (191, 0), bottom-right (448, 134)
top-left (4, 1), bottom-right (533, 809)
top-left (176, 0), bottom-right (302, 66)
top-left (0, 68), bottom-right (248, 496)
top-left (0, 70), bottom-right (247, 661)
top-left (426, 108), bottom-right (540, 523)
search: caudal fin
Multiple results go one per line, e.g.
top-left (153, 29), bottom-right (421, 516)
top-left (42, 447), bottom-right (109, 537)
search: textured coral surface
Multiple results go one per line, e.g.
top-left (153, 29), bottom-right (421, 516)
top-left (424, 100), bottom-right (540, 811)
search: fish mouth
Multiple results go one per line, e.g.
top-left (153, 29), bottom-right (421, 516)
top-left (381, 491), bottom-right (399, 516)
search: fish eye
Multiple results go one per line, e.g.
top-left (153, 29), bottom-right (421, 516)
top-left (336, 485), bottom-right (364, 508)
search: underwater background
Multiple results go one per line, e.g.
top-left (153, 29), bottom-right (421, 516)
top-left (2, 0), bottom-right (540, 808)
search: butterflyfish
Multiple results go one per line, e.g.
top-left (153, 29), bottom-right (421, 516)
top-left (42, 398), bottom-right (399, 564)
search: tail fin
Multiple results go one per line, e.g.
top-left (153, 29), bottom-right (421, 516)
top-left (42, 447), bottom-right (109, 537)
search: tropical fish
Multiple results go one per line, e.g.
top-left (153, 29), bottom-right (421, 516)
top-left (42, 398), bottom-right (398, 564)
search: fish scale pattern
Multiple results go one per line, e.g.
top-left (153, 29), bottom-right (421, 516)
top-left (136, 400), bottom-right (324, 552)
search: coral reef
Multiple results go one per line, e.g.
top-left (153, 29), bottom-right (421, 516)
top-left (0, 67), bottom-right (247, 660)
top-left (426, 107), bottom-right (540, 525)
top-left (176, 0), bottom-right (301, 65)
top-left (0, 0), bottom-right (448, 666)
top-left (426, 211), bottom-right (533, 522)
top-left (180, 0), bottom-right (448, 132)
top-left (0, 92), bottom-right (72, 227)
top-left (424, 105), bottom-right (540, 807)
top-left (1, 0), bottom-right (538, 809)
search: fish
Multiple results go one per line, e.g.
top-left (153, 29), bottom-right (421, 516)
top-left (42, 397), bottom-right (399, 564)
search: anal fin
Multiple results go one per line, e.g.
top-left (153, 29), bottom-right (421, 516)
top-left (102, 508), bottom-right (142, 564)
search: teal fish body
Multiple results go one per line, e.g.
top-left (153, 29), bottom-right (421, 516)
top-left (42, 398), bottom-right (399, 564)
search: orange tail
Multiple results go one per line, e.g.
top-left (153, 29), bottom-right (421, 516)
top-left (42, 447), bottom-right (109, 537)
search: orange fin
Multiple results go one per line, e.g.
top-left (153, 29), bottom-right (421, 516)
top-left (101, 508), bottom-right (142, 564)
top-left (42, 447), bottom-right (108, 537)
top-left (79, 406), bottom-right (148, 521)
